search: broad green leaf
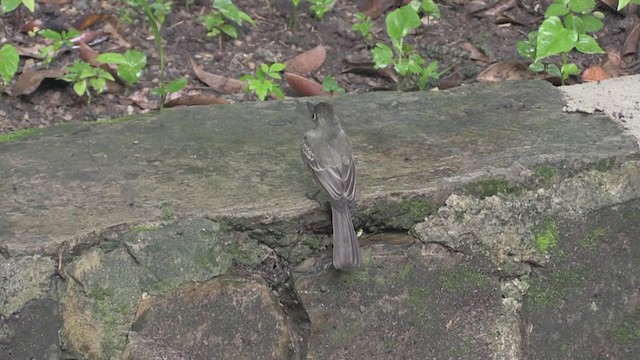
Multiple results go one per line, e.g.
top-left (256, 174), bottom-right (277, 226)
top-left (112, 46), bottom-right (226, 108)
top-left (74, 80), bottom-right (87, 96)
top-left (40, 29), bottom-right (62, 41)
top-left (167, 78), bottom-right (187, 93)
top-left (96, 53), bottom-right (127, 65)
top-left (536, 16), bottom-right (577, 61)
top-left (270, 63), bottom-right (286, 72)
top-left (271, 86), bottom-right (285, 99)
top-left (561, 63), bottom-right (579, 80)
top-left (544, 3), bottom-right (569, 17)
top-left (564, 13), bottom-right (584, 34)
top-left (386, 5), bottom-right (421, 41)
top-left (567, 0), bottom-right (596, 14)
top-left (21, 0), bottom-right (34, 12)
top-left (575, 34), bottom-right (604, 54)
top-left (371, 43), bottom-right (394, 69)
top-left (545, 64), bottom-right (561, 77)
top-left (0, 44), bottom-right (19, 85)
top-left (90, 77), bottom-right (107, 93)
top-left (580, 14), bottom-right (603, 33)
top-left (260, 63), bottom-right (269, 74)
top-left (268, 72), bottom-right (282, 80)
top-left (516, 40), bottom-right (536, 60)
top-left (528, 62), bottom-right (545, 73)
top-left (421, 0), bottom-right (440, 18)
top-left (1, 0), bottom-right (21, 13)
top-left (124, 50), bottom-right (147, 69)
top-left (256, 82), bottom-right (268, 100)
top-left (220, 23), bottom-right (237, 38)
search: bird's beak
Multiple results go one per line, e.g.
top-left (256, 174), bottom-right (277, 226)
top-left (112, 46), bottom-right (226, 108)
top-left (306, 101), bottom-right (315, 114)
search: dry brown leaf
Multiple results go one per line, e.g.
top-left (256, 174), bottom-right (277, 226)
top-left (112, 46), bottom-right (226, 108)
top-left (102, 18), bottom-right (131, 49)
top-left (16, 44), bottom-right (43, 58)
top-left (476, 61), bottom-right (539, 82)
top-left (10, 68), bottom-right (65, 96)
top-left (359, 0), bottom-right (396, 19)
top-left (581, 66), bottom-right (610, 82)
top-left (74, 14), bottom-right (113, 31)
top-left (285, 72), bottom-right (327, 97)
top-left (190, 59), bottom-right (245, 93)
top-left (622, 21), bottom-right (640, 63)
top-left (461, 42), bottom-right (490, 63)
top-left (341, 59), bottom-right (398, 82)
top-left (471, 0), bottom-right (516, 17)
top-left (128, 88), bottom-right (157, 110)
top-left (165, 94), bottom-right (229, 107)
top-left (285, 45), bottom-right (326, 74)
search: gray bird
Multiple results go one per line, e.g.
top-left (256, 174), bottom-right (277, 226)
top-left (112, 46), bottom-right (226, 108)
top-left (301, 102), bottom-right (361, 270)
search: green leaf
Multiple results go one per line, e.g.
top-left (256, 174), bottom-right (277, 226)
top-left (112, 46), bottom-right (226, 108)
top-left (255, 82), bottom-right (269, 100)
top-left (21, 0), bottom-right (34, 12)
top-left (96, 53), bottom-right (127, 65)
top-left (544, 3), bottom-right (569, 17)
top-left (260, 63), bottom-right (269, 74)
top-left (580, 14), bottom-right (603, 33)
top-left (167, 78), bottom-right (187, 93)
top-left (371, 43), bottom-right (394, 69)
top-left (40, 29), bottom-right (62, 41)
top-left (322, 75), bottom-right (345, 94)
top-left (2, 0), bottom-right (21, 13)
top-left (0, 44), bottom-right (19, 85)
top-left (516, 40), bottom-right (535, 60)
top-left (271, 86), bottom-right (285, 99)
top-left (528, 62), bottom-right (545, 73)
top-left (561, 63), bottom-right (579, 80)
top-left (269, 63), bottom-right (286, 72)
top-left (90, 77), bottom-right (107, 93)
top-left (74, 79), bottom-right (87, 96)
top-left (565, 13), bottom-right (584, 34)
top-left (536, 16), bottom-right (577, 61)
top-left (421, 0), bottom-right (440, 18)
top-left (575, 34), bottom-right (605, 54)
top-left (617, 0), bottom-right (631, 11)
top-left (386, 5), bottom-right (421, 41)
top-left (567, 0), bottom-right (596, 14)
top-left (220, 23), bottom-right (237, 38)
top-left (545, 64), bottom-right (561, 77)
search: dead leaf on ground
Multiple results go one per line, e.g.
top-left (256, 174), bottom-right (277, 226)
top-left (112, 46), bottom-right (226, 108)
top-left (285, 45), bottom-right (326, 74)
top-left (476, 61), bottom-right (540, 82)
top-left (359, 0), bottom-right (396, 19)
top-left (495, 12), bottom-right (541, 26)
top-left (165, 93), bottom-right (229, 107)
top-left (582, 49), bottom-right (626, 81)
top-left (191, 59), bottom-right (245, 93)
top-left (461, 42), bottom-right (490, 63)
top-left (102, 17), bottom-right (132, 49)
top-left (285, 72), bottom-right (327, 96)
top-left (622, 21), bottom-right (640, 63)
top-left (471, 0), bottom-right (516, 18)
top-left (74, 14), bottom-right (113, 31)
top-left (129, 88), bottom-right (156, 110)
top-left (15, 44), bottom-right (43, 58)
top-left (10, 68), bottom-right (65, 96)
top-left (341, 59), bottom-right (398, 82)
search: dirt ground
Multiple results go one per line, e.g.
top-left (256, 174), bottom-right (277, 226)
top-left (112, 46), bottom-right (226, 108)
top-left (0, 0), bottom-right (638, 133)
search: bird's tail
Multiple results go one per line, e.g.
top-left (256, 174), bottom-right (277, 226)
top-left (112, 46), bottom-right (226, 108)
top-left (331, 207), bottom-right (361, 270)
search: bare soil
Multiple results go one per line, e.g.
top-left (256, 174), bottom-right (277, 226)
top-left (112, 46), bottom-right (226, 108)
top-left (0, 0), bottom-right (638, 133)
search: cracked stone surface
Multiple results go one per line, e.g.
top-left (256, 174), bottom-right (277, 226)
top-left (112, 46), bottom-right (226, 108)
top-left (1, 80), bottom-right (639, 359)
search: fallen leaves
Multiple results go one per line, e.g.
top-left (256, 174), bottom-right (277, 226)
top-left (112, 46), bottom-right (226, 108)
top-left (285, 45), bottom-right (326, 74)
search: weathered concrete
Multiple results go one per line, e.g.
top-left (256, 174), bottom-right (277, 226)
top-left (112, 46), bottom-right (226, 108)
top-left (1, 80), bottom-right (639, 359)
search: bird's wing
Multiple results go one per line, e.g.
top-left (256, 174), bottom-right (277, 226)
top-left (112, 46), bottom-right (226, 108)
top-left (301, 141), bottom-right (354, 207)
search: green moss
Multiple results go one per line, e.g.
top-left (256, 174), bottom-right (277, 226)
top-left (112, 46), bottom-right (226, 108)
top-left (398, 263), bottom-right (413, 280)
top-left (368, 197), bottom-right (438, 230)
top-left (439, 266), bottom-right (491, 293)
top-left (160, 205), bottom-right (173, 221)
top-left (534, 166), bottom-right (557, 182)
top-left (132, 225), bottom-right (158, 233)
top-left (615, 309), bottom-right (640, 343)
top-left (464, 179), bottom-right (519, 199)
top-left (534, 221), bottom-right (559, 253)
top-left (526, 266), bottom-right (590, 310)
top-left (578, 227), bottom-right (605, 250)
top-left (88, 286), bottom-right (113, 301)
top-left (408, 287), bottom-right (428, 309)
top-left (0, 127), bottom-right (42, 142)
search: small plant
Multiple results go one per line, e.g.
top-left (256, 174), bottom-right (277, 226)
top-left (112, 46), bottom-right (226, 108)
top-left (517, 0), bottom-right (605, 83)
top-left (240, 63), bottom-right (285, 101)
top-left (0, 44), bottom-right (19, 85)
top-left (95, 50), bottom-right (147, 88)
top-left (61, 60), bottom-right (114, 102)
top-left (200, 0), bottom-right (255, 39)
top-left (308, 0), bottom-right (334, 20)
top-left (617, 0), bottom-right (640, 10)
top-left (352, 12), bottom-right (372, 42)
top-left (321, 75), bottom-right (345, 94)
top-left (371, 2), bottom-right (441, 90)
top-left (1, 0), bottom-right (34, 13)
top-left (38, 29), bottom-right (80, 64)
